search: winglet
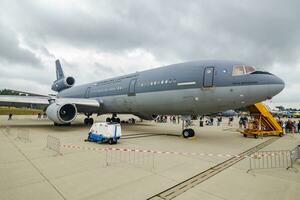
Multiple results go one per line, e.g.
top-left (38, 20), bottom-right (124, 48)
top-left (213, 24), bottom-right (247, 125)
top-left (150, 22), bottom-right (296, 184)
top-left (55, 59), bottom-right (65, 80)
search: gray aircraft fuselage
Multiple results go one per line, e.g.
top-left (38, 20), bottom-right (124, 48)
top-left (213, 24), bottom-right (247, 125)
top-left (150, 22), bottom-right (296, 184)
top-left (57, 60), bottom-right (284, 118)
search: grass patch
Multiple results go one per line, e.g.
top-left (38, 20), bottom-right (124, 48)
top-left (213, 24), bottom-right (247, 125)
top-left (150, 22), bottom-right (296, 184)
top-left (0, 106), bottom-right (42, 115)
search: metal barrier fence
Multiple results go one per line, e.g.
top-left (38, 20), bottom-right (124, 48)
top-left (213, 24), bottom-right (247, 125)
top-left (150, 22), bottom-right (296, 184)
top-left (248, 146), bottom-right (300, 171)
top-left (45, 135), bottom-right (62, 155)
top-left (290, 145), bottom-right (300, 165)
top-left (249, 150), bottom-right (292, 171)
top-left (1, 126), bottom-right (12, 136)
top-left (15, 129), bottom-right (31, 143)
top-left (105, 146), bottom-right (155, 170)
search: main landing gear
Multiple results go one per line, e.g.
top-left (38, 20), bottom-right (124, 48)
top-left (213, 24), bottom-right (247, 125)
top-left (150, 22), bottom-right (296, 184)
top-left (106, 113), bottom-right (121, 123)
top-left (84, 113), bottom-right (94, 125)
top-left (181, 115), bottom-right (195, 138)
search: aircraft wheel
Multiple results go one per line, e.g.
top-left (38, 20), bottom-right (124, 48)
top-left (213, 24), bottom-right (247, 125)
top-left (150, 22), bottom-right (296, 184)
top-left (84, 118), bottom-right (89, 125)
top-left (116, 118), bottom-right (120, 123)
top-left (243, 134), bottom-right (247, 138)
top-left (106, 117), bottom-right (111, 122)
top-left (89, 118), bottom-right (94, 125)
top-left (254, 134), bottom-right (258, 139)
top-left (182, 129), bottom-right (190, 138)
top-left (188, 129), bottom-right (195, 137)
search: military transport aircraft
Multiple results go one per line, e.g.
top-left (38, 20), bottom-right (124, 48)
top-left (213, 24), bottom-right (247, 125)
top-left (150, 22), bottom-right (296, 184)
top-left (0, 60), bottom-right (284, 138)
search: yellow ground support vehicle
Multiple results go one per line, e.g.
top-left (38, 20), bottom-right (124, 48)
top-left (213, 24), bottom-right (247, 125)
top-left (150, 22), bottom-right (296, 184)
top-left (242, 103), bottom-right (283, 138)
top-left (292, 112), bottom-right (300, 118)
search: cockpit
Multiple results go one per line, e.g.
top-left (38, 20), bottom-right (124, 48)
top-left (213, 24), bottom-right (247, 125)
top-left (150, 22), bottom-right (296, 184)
top-left (232, 65), bottom-right (256, 76)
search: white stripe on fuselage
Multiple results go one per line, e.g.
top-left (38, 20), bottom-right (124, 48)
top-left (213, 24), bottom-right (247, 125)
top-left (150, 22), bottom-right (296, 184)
top-left (177, 81), bottom-right (196, 86)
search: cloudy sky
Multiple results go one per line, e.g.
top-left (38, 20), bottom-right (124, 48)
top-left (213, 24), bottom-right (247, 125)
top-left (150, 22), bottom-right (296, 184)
top-left (0, 0), bottom-right (299, 107)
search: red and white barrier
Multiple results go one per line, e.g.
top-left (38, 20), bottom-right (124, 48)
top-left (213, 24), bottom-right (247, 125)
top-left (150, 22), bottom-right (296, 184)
top-left (62, 144), bottom-right (290, 159)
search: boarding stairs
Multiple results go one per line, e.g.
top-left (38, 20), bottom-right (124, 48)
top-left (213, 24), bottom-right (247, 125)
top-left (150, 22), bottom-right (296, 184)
top-left (242, 102), bottom-right (283, 138)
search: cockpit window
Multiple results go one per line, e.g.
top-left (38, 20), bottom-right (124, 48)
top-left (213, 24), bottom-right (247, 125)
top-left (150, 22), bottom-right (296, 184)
top-left (232, 65), bottom-right (244, 76)
top-left (232, 65), bottom-right (256, 76)
top-left (245, 66), bottom-right (256, 74)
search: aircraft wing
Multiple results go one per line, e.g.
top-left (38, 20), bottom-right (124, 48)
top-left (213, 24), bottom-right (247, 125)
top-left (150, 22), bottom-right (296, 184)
top-left (0, 95), bottom-right (101, 112)
top-left (0, 95), bottom-right (50, 107)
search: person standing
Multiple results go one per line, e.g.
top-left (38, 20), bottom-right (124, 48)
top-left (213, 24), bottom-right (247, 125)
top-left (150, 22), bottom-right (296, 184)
top-left (217, 116), bottom-right (222, 126)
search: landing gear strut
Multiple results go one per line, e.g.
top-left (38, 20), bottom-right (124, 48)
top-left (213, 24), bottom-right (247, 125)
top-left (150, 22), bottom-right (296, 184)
top-left (84, 113), bottom-right (94, 125)
top-left (181, 115), bottom-right (195, 138)
top-left (106, 114), bottom-right (120, 123)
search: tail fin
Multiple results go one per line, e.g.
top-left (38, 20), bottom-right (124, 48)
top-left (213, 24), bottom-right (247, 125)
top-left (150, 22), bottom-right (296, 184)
top-left (55, 59), bottom-right (65, 80)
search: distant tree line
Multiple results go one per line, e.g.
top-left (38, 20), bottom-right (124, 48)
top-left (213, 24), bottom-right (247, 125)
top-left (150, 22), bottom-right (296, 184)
top-left (0, 89), bottom-right (20, 95)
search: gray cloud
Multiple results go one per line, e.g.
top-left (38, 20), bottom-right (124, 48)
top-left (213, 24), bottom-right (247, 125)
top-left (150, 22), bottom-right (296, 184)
top-left (0, 20), bottom-right (42, 66)
top-left (3, 0), bottom-right (298, 66)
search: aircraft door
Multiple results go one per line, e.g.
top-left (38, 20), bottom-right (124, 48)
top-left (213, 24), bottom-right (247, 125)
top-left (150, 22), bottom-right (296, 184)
top-left (128, 79), bottom-right (137, 96)
top-left (85, 87), bottom-right (91, 98)
top-left (203, 66), bottom-right (215, 87)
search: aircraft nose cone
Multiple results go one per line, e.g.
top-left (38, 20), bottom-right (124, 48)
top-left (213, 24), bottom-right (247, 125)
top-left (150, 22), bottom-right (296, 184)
top-left (275, 75), bottom-right (285, 91)
top-left (269, 75), bottom-right (285, 97)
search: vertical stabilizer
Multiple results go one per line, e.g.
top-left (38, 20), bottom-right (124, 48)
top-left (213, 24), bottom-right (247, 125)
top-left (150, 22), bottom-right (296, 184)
top-left (56, 59), bottom-right (65, 80)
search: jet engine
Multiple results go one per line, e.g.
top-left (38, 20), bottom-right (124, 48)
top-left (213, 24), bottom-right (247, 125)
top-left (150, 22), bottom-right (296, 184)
top-left (51, 77), bottom-right (75, 92)
top-left (46, 103), bottom-right (77, 124)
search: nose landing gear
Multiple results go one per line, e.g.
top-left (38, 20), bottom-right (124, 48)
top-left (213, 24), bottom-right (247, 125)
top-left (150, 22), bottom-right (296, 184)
top-left (181, 115), bottom-right (195, 138)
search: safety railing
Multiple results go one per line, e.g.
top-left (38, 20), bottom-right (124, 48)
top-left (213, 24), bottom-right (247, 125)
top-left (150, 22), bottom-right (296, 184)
top-left (248, 145), bottom-right (300, 171)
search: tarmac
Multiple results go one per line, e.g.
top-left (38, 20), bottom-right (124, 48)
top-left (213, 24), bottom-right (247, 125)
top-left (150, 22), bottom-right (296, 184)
top-left (0, 115), bottom-right (300, 200)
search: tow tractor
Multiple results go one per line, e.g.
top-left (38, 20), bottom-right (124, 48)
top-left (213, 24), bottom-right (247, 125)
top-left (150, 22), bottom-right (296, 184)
top-left (85, 122), bottom-right (122, 145)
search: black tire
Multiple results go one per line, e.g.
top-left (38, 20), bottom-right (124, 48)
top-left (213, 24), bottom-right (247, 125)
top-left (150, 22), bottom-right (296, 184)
top-left (279, 133), bottom-right (283, 137)
top-left (89, 118), bottom-right (94, 125)
top-left (188, 129), bottom-right (195, 137)
top-left (182, 129), bottom-right (190, 138)
top-left (108, 138), bottom-right (114, 145)
top-left (254, 134), bottom-right (258, 139)
top-left (243, 134), bottom-right (247, 138)
top-left (106, 118), bottom-right (111, 122)
top-left (116, 118), bottom-right (121, 123)
top-left (84, 118), bottom-right (89, 125)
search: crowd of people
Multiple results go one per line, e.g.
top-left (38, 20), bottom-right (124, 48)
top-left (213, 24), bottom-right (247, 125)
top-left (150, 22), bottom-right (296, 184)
top-left (278, 119), bottom-right (300, 134)
top-left (153, 114), bottom-right (300, 134)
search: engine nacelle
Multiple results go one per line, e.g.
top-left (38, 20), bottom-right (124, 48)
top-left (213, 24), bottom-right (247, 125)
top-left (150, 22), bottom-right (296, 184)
top-left (135, 114), bottom-right (158, 120)
top-left (51, 77), bottom-right (75, 92)
top-left (46, 103), bottom-right (77, 124)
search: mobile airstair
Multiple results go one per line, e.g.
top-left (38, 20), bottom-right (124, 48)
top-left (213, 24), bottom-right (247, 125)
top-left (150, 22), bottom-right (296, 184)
top-left (242, 102), bottom-right (283, 138)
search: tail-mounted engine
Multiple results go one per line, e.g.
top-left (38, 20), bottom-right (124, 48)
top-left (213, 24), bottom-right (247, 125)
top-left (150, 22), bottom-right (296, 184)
top-left (51, 77), bottom-right (75, 92)
top-left (51, 59), bottom-right (75, 92)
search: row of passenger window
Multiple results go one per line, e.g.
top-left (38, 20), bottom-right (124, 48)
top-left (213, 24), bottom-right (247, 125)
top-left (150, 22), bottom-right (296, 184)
top-left (93, 86), bottom-right (123, 93)
top-left (139, 79), bottom-right (177, 87)
top-left (91, 78), bottom-right (177, 93)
